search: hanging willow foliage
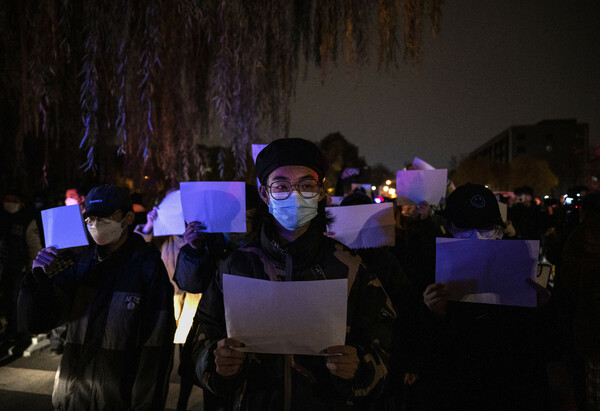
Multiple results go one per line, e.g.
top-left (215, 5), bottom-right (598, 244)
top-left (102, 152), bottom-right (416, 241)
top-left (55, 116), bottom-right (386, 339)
top-left (0, 0), bottom-right (442, 195)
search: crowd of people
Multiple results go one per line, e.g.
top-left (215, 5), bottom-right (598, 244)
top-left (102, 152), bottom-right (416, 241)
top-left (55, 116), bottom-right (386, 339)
top-left (0, 137), bottom-right (598, 410)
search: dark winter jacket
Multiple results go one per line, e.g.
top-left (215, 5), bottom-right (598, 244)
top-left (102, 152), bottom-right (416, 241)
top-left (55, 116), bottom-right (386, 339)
top-left (192, 221), bottom-right (396, 411)
top-left (18, 234), bottom-right (175, 411)
top-left (560, 213), bottom-right (600, 361)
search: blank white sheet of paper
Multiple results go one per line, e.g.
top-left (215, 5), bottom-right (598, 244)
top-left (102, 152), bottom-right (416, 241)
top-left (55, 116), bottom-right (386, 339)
top-left (435, 238), bottom-right (539, 307)
top-left (326, 202), bottom-right (395, 249)
top-left (223, 274), bottom-right (347, 355)
top-left (42, 205), bottom-right (89, 249)
top-left (396, 169), bottom-right (448, 204)
top-left (153, 190), bottom-right (186, 236)
top-left (180, 181), bottom-right (246, 233)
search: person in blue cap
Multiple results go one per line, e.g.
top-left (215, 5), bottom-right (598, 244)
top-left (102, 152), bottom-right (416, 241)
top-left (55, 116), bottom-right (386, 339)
top-left (19, 184), bottom-right (175, 410)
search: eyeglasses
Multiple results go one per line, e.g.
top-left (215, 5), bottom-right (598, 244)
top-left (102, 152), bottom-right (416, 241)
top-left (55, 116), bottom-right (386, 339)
top-left (84, 216), bottom-right (113, 226)
top-left (451, 225), bottom-right (500, 239)
top-left (267, 179), bottom-right (321, 200)
top-left (84, 211), bottom-right (122, 226)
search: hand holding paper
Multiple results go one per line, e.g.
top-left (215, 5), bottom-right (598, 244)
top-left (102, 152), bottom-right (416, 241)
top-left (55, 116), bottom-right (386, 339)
top-left (214, 338), bottom-right (246, 377)
top-left (325, 345), bottom-right (359, 379)
top-left (180, 182), bottom-right (246, 233)
top-left (183, 221), bottom-right (208, 249)
top-left (32, 246), bottom-right (58, 273)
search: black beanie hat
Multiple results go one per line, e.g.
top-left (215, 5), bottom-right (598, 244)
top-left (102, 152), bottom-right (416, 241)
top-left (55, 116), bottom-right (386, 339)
top-left (444, 183), bottom-right (505, 229)
top-left (255, 138), bottom-right (328, 185)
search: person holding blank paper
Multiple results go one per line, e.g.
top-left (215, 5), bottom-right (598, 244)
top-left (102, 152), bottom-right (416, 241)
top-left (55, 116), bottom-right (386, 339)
top-left (422, 183), bottom-right (552, 410)
top-left (18, 184), bottom-right (175, 411)
top-left (192, 138), bottom-right (396, 411)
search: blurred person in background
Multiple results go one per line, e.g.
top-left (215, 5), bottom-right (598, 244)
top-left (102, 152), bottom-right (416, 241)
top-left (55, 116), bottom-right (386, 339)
top-left (131, 192), bottom-right (149, 228)
top-left (173, 183), bottom-right (261, 411)
top-left (0, 190), bottom-right (40, 356)
top-left (556, 192), bottom-right (600, 410)
top-left (336, 192), bottom-right (417, 410)
top-left (64, 186), bottom-right (86, 209)
top-left (508, 186), bottom-right (543, 241)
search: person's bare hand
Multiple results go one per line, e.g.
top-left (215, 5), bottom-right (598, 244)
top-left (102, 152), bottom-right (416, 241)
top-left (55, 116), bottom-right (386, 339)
top-left (32, 247), bottom-right (58, 273)
top-left (423, 283), bottom-right (451, 317)
top-left (184, 221), bottom-right (208, 249)
top-left (214, 338), bottom-right (246, 377)
top-left (325, 345), bottom-right (359, 379)
top-left (141, 206), bottom-right (159, 233)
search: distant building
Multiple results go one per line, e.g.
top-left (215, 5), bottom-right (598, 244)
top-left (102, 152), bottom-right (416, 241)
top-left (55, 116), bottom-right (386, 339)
top-left (470, 119), bottom-right (589, 195)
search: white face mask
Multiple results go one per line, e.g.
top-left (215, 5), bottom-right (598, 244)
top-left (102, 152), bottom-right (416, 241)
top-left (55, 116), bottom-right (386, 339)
top-left (87, 217), bottom-right (126, 245)
top-left (3, 202), bottom-right (21, 214)
top-left (65, 198), bottom-right (79, 206)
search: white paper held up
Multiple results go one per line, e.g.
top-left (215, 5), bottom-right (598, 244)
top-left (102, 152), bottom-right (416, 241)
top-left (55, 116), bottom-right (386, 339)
top-left (396, 169), bottom-right (448, 204)
top-left (42, 205), bottom-right (89, 249)
top-left (153, 190), bottom-right (186, 236)
top-left (326, 203), bottom-right (395, 249)
top-left (435, 238), bottom-right (539, 307)
top-left (223, 274), bottom-right (347, 355)
top-left (180, 182), bottom-right (246, 233)
top-left (411, 157), bottom-right (436, 170)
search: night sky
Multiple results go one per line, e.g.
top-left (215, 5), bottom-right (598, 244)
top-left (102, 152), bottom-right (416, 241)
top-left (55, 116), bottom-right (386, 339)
top-left (289, 0), bottom-right (600, 172)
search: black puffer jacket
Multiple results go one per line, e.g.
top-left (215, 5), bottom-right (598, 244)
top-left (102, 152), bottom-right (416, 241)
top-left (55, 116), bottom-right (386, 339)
top-left (192, 221), bottom-right (396, 411)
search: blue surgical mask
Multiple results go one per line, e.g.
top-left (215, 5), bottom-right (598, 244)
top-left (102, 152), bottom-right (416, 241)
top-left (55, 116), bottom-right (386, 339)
top-left (268, 192), bottom-right (319, 231)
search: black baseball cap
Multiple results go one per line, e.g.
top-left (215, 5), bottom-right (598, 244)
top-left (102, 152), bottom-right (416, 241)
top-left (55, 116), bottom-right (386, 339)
top-left (83, 184), bottom-right (133, 219)
top-left (255, 138), bottom-right (328, 185)
top-left (444, 183), bottom-right (505, 229)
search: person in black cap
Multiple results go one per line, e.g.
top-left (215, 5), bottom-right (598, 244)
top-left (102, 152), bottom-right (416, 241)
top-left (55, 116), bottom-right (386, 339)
top-left (421, 183), bottom-right (552, 410)
top-left (19, 184), bottom-right (175, 410)
top-left (191, 138), bottom-right (396, 410)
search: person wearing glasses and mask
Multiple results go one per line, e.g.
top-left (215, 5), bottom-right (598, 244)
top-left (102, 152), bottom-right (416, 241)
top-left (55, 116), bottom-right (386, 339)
top-left (191, 138), bottom-right (396, 411)
top-left (421, 183), bottom-right (552, 410)
top-left (19, 184), bottom-right (175, 411)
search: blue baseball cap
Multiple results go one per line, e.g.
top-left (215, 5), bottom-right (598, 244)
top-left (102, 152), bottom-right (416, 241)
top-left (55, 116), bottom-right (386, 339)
top-left (83, 184), bottom-right (133, 219)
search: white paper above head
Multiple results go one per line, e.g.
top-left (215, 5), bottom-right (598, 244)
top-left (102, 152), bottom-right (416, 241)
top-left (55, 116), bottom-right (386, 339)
top-left (435, 238), bottom-right (539, 307)
top-left (41, 205), bottom-right (89, 249)
top-left (396, 169), bottom-right (448, 205)
top-left (153, 190), bottom-right (186, 236)
top-left (180, 182), bottom-right (247, 233)
top-left (252, 144), bottom-right (268, 187)
top-left (223, 274), bottom-right (347, 355)
top-left (326, 203), bottom-right (395, 249)
top-left (252, 144), bottom-right (267, 163)
top-left (412, 157), bottom-right (436, 170)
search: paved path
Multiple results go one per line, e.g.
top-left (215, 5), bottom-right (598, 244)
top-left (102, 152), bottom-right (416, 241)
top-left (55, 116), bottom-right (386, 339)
top-left (0, 345), bottom-right (204, 411)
